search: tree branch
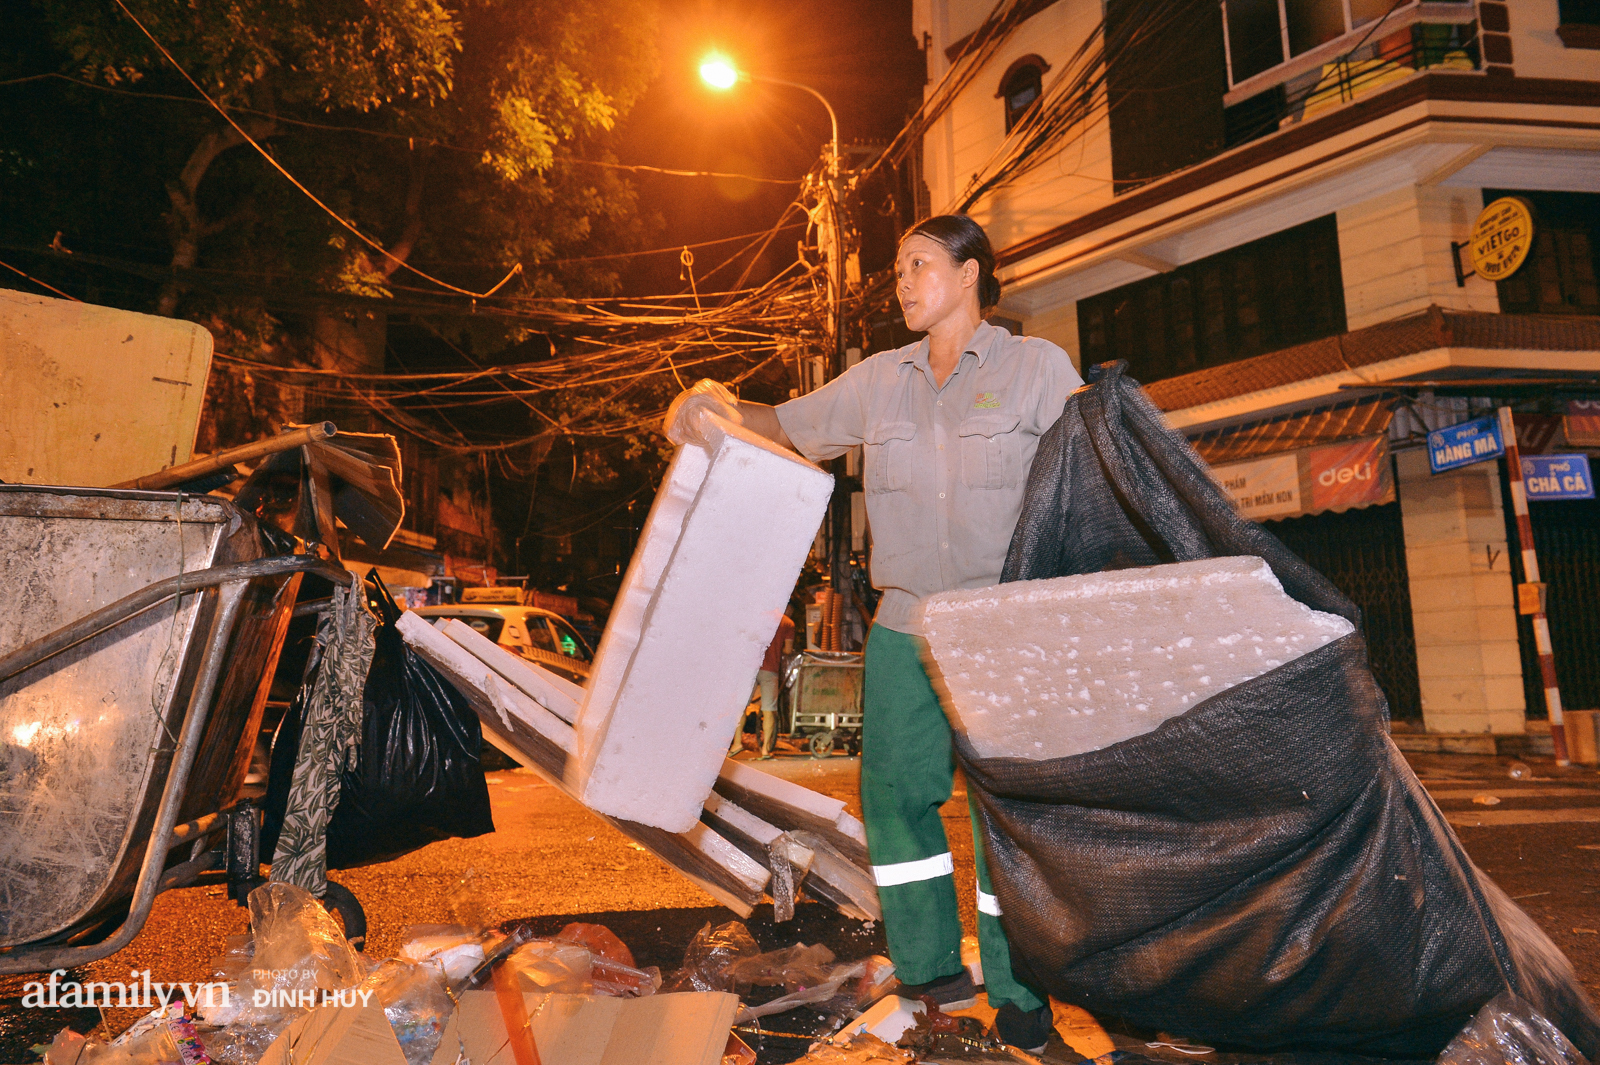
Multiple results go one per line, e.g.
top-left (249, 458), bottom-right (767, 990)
top-left (157, 83), bottom-right (277, 316)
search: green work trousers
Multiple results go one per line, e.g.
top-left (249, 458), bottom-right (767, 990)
top-left (861, 624), bottom-right (1045, 1012)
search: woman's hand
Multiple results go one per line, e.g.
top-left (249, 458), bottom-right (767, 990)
top-left (662, 379), bottom-right (742, 447)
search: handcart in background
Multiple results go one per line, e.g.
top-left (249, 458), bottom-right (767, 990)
top-left (783, 650), bottom-right (865, 757)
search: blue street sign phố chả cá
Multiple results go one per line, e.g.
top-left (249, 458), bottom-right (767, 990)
top-left (1428, 415), bottom-right (1504, 473)
top-left (1522, 454), bottom-right (1595, 501)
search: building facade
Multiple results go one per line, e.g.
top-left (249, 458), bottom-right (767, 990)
top-left (912, 0), bottom-right (1600, 742)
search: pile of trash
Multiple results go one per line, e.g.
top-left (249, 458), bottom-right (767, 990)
top-left (37, 883), bottom-right (1018, 1065)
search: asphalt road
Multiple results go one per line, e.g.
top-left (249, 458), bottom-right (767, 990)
top-left (2, 748), bottom-right (1597, 1063)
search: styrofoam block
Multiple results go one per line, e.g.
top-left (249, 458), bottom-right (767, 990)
top-left (921, 556), bottom-right (1355, 760)
top-left (439, 616), bottom-right (582, 723)
top-left (398, 612), bottom-right (574, 758)
top-left (570, 413), bottom-right (832, 831)
top-left (847, 996), bottom-right (925, 1043)
top-left (398, 609), bottom-right (771, 916)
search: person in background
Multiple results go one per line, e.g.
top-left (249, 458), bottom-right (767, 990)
top-left (664, 214), bottom-right (1081, 1053)
top-left (757, 612), bottom-right (796, 759)
top-left (729, 611), bottom-right (796, 758)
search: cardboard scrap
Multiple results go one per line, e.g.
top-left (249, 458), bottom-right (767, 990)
top-left (259, 1005), bottom-right (408, 1065)
top-left (433, 990), bottom-right (739, 1065)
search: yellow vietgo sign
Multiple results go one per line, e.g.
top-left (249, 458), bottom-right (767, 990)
top-left (1470, 197), bottom-right (1535, 282)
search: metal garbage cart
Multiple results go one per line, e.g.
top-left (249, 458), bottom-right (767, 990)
top-left (0, 486), bottom-right (352, 973)
top-left (784, 650), bottom-right (864, 757)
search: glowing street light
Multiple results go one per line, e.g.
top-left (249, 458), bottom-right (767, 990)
top-left (696, 53), bottom-right (838, 165)
top-left (699, 55), bottom-right (740, 91)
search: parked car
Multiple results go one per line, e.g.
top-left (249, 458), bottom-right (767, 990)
top-left (412, 604), bottom-right (594, 683)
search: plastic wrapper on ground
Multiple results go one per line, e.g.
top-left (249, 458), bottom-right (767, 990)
top-left (664, 921), bottom-right (761, 993)
top-left (247, 882), bottom-right (363, 996)
top-left (44, 1025), bottom-right (185, 1065)
top-left (1438, 994), bottom-right (1591, 1065)
top-left (396, 924), bottom-right (485, 983)
top-left (504, 938), bottom-right (595, 994)
top-left (725, 943), bottom-right (836, 991)
top-left (358, 959), bottom-right (453, 1065)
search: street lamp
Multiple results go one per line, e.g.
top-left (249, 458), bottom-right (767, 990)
top-left (697, 54), bottom-right (839, 170)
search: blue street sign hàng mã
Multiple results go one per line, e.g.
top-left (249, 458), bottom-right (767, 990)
top-left (1522, 454), bottom-right (1595, 501)
top-left (1428, 415), bottom-right (1504, 473)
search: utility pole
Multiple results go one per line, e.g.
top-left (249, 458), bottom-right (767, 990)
top-left (1498, 406), bottom-right (1571, 766)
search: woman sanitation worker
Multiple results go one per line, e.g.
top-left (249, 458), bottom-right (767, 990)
top-left (664, 215), bottom-right (1081, 1052)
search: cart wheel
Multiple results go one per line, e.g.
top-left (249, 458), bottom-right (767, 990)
top-left (809, 730), bottom-right (835, 758)
top-left (321, 881), bottom-right (367, 951)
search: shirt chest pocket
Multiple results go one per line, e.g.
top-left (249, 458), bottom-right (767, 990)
top-left (864, 421), bottom-right (917, 494)
top-left (959, 413), bottom-right (1022, 490)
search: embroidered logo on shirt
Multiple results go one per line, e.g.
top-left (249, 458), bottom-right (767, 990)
top-left (973, 392), bottom-right (1001, 409)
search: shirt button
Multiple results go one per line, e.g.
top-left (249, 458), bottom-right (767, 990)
top-left (936, 401), bottom-right (943, 407)
top-left (939, 492), bottom-right (946, 499)
top-left (937, 444), bottom-right (944, 451)
top-left (942, 542), bottom-right (949, 548)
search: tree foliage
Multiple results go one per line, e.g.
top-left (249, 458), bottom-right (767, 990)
top-left (10, 0), bottom-right (660, 315)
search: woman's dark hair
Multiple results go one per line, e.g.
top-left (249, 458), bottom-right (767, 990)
top-left (900, 214), bottom-right (1002, 310)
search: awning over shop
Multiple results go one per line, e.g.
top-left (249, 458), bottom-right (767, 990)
top-left (1189, 398), bottom-right (1396, 521)
top-left (1188, 396), bottom-right (1395, 465)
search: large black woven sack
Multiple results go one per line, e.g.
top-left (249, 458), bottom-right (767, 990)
top-left (324, 579), bottom-right (494, 867)
top-left (961, 361), bottom-right (1599, 1057)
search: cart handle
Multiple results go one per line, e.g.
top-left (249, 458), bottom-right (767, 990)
top-left (0, 555), bottom-right (350, 684)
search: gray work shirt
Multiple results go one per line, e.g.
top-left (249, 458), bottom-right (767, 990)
top-left (776, 322), bottom-right (1082, 634)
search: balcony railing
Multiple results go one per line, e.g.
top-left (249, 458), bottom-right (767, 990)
top-left (1223, 21), bottom-right (1479, 148)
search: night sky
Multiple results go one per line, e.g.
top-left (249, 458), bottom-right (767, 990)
top-left (611, 0), bottom-right (924, 297)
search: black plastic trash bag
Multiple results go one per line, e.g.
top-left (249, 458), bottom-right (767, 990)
top-left (957, 361), bottom-right (1600, 1058)
top-left (323, 576), bottom-right (494, 867)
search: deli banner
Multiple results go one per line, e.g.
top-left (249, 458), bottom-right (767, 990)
top-left (1567, 400), bottom-right (1600, 448)
top-left (1212, 435), bottom-right (1393, 521)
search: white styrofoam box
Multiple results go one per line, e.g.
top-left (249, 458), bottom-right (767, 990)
top-left (846, 996), bottom-right (926, 1043)
top-left (569, 412), bottom-right (832, 832)
top-left (921, 556), bottom-right (1354, 760)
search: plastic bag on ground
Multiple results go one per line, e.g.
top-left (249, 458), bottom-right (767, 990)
top-left (733, 953), bottom-right (896, 1023)
top-left (552, 922), bottom-right (661, 996)
top-left (971, 360), bottom-right (1600, 1058)
top-left (323, 574), bottom-right (494, 868)
top-left (397, 923), bottom-right (486, 982)
top-left (247, 881), bottom-right (363, 995)
top-left (734, 960), bottom-right (865, 1023)
top-left (504, 938), bottom-right (594, 994)
top-left (112, 1004), bottom-right (207, 1065)
top-left (725, 943), bottom-right (836, 992)
top-left (43, 1023), bottom-right (183, 1061)
top-left (1438, 993), bottom-right (1590, 1065)
top-left (663, 921), bottom-right (760, 993)
top-left (555, 922), bottom-right (636, 966)
top-left (189, 882), bottom-right (363, 1060)
top-left (359, 959), bottom-right (453, 1065)
top-left (43, 1024), bottom-right (183, 1065)
top-left (589, 954), bottom-right (662, 997)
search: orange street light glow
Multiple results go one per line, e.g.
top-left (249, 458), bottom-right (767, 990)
top-left (699, 56), bottom-right (739, 90)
